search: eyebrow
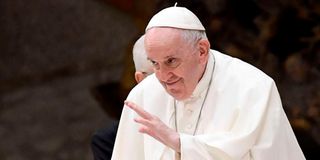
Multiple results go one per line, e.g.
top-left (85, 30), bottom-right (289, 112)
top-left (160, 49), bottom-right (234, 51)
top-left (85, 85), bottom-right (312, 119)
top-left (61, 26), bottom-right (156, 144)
top-left (147, 55), bottom-right (177, 61)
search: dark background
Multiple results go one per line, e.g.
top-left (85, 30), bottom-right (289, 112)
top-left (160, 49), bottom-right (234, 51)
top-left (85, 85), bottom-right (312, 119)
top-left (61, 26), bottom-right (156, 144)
top-left (0, 0), bottom-right (319, 159)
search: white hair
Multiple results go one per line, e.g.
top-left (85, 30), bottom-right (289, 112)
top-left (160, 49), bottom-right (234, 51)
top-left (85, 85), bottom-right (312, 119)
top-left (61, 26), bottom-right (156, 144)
top-left (132, 35), bottom-right (153, 73)
top-left (179, 29), bottom-right (208, 48)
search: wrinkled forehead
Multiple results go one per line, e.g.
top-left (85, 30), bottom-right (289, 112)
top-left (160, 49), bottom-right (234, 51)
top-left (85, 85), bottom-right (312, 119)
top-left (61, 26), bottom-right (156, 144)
top-left (145, 28), bottom-right (194, 60)
top-left (145, 27), bottom-right (182, 45)
top-left (145, 28), bottom-right (185, 50)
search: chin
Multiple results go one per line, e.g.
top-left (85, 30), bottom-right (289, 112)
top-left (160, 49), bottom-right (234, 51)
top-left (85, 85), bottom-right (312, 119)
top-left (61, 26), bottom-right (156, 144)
top-left (168, 90), bottom-right (186, 100)
top-left (174, 96), bottom-right (186, 101)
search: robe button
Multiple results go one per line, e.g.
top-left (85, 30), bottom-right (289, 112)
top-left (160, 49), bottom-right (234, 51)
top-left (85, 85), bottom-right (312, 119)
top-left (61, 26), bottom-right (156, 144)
top-left (187, 109), bottom-right (193, 114)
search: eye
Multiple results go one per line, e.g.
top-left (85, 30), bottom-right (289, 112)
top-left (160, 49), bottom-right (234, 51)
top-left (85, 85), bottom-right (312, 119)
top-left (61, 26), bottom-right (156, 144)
top-left (149, 60), bottom-right (160, 69)
top-left (167, 58), bottom-right (176, 64)
top-left (150, 60), bottom-right (158, 66)
top-left (165, 58), bottom-right (180, 68)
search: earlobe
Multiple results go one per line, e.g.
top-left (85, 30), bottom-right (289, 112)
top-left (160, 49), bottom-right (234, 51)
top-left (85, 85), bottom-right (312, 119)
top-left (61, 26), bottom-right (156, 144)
top-left (135, 72), bottom-right (145, 83)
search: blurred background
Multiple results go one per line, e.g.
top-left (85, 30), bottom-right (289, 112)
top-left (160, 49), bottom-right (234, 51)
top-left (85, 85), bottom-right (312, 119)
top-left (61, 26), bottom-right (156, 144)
top-left (0, 0), bottom-right (319, 159)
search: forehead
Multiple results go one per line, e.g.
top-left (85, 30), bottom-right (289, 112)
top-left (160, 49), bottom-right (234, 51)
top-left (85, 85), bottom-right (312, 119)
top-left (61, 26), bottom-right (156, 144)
top-left (145, 28), bottom-right (188, 60)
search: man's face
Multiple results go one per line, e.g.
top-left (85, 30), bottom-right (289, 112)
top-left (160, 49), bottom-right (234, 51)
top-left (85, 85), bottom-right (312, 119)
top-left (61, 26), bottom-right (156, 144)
top-left (145, 28), bottom-right (207, 100)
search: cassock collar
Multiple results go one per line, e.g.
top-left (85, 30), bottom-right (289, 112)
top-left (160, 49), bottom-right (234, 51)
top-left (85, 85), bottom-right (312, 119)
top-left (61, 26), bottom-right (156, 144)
top-left (185, 51), bottom-right (214, 102)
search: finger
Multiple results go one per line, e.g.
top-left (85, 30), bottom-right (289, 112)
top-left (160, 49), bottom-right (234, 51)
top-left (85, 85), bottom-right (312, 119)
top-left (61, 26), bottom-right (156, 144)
top-left (125, 100), bottom-right (153, 119)
top-left (139, 126), bottom-right (155, 137)
top-left (138, 127), bottom-right (162, 144)
top-left (134, 117), bottom-right (152, 127)
top-left (139, 126), bottom-right (151, 134)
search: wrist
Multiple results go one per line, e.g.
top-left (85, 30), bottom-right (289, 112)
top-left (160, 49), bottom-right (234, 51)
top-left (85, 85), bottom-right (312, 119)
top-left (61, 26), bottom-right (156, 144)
top-left (170, 132), bottom-right (181, 153)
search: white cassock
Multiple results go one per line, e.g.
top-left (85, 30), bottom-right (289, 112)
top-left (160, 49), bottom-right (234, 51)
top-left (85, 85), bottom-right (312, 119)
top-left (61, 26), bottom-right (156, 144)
top-left (111, 50), bottom-right (305, 160)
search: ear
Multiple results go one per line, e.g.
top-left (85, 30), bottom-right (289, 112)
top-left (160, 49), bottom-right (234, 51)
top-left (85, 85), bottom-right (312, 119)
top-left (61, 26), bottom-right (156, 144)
top-left (198, 39), bottom-right (210, 63)
top-left (135, 72), bottom-right (146, 83)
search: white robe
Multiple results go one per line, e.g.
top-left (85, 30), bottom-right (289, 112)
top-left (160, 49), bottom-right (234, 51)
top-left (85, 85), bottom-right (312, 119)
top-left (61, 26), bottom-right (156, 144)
top-left (112, 50), bottom-right (305, 160)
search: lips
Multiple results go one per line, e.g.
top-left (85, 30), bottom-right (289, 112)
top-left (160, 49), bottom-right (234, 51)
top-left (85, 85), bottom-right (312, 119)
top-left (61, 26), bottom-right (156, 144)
top-left (165, 78), bottom-right (181, 86)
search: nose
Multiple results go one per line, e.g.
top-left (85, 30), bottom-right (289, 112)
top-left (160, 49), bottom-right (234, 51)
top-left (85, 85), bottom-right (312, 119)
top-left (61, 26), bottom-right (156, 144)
top-left (155, 65), bottom-right (173, 82)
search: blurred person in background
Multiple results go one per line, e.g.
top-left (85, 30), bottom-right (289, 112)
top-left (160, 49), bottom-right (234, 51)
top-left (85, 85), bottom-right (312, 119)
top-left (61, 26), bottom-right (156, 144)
top-left (91, 35), bottom-right (153, 160)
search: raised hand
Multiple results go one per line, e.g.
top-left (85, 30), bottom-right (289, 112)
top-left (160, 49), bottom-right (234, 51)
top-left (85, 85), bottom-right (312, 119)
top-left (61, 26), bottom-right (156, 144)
top-left (125, 100), bottom-right (181, 152)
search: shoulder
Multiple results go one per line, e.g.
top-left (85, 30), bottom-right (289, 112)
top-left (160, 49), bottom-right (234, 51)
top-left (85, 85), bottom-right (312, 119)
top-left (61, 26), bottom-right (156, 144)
top-left (212, 50), bottom-right (275, 90)
top-left (213, 50), bottom-right (273, 81)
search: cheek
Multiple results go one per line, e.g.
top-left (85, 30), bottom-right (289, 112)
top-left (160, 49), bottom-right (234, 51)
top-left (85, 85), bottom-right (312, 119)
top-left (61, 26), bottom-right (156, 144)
top-left (182, 63), bottom-right (199, 77)
top-left (182, 63), bottom-right (202, 84)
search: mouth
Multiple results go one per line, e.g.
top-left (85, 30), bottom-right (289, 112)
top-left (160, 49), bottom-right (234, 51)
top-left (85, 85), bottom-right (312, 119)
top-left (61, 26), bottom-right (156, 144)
top-left (165, 78), bottom-right (181, 86)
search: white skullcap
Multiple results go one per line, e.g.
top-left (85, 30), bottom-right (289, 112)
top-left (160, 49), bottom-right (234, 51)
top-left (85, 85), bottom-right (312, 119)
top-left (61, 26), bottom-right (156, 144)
top-left (146, 5), bottom-right (205, 31)
top-left (132, 35), bottom-right (153, 73)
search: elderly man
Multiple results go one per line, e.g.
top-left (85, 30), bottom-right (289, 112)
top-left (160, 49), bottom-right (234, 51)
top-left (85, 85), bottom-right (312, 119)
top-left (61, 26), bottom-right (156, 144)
top-left (91, 35), bottom-right (153, 160)
top-left (112, 6), bottom-right (305, 160)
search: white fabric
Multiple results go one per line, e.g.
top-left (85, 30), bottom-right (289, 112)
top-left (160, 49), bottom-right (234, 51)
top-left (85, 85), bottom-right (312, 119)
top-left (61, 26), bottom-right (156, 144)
top-left (112, 50), bottom-right (305, 160)
top-left (146, 6), bottom-right (205, 31)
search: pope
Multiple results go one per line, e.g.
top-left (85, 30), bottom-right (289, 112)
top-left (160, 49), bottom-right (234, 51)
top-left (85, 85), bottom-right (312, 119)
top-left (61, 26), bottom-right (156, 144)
top-left (112, 5), bottom-right (305, 160)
